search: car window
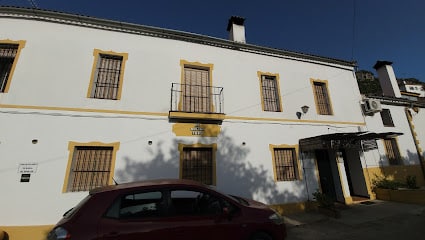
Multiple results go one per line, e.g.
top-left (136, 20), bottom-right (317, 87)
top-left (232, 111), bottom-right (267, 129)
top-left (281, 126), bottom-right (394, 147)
top-left (105, 191), bottom-right (163, 219)
top-left (170, 190), bottom-right (223, 216)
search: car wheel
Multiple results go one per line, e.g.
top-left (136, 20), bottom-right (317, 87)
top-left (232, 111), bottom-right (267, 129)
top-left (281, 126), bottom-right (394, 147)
top-left (250, 232), bottom-right (272, 240)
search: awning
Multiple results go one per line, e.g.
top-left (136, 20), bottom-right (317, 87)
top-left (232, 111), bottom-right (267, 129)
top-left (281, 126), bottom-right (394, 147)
top-left (299, 131), bottom-right (403, 151)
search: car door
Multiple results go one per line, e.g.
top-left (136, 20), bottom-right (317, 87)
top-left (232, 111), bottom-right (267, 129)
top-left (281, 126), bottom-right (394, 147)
top-left (97, 190), bottom-right (173, 240)
top-left (165, 188), bottom-right (246, 240)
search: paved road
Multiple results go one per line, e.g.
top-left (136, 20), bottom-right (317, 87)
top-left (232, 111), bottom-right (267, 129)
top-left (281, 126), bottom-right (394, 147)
top-left (284, 200), bottom-right (425, 240)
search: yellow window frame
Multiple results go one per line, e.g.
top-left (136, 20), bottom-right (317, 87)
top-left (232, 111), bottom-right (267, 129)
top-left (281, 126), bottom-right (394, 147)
top-left (0, 39), bottom-right (26, 93)
top-left (178, 142), bottom-right (217, 185)
top-left (269, 144), bottom-right (302, 181)
top-left (310, 78), bottom-right (334, 115)
top-left (87, 49), bottom-right (128, 100)
top-left (62, 141), bottom-right (120, 192)
top-left (257, 71), bottom-right (283, 112)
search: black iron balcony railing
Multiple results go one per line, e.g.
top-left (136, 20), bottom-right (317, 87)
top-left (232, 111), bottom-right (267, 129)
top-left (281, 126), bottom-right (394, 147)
top-left (170, 83), bottom-right (224, 117)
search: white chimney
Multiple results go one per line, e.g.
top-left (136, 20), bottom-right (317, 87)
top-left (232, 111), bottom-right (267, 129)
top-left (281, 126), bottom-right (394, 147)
top-left (227, 16), bottom-right (246, 43)
top-left (373, 61), bottom-right (401, 98)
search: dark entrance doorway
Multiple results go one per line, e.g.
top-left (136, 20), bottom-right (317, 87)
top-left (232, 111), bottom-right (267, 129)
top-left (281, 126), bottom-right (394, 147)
top-left (315, 150), bottom-right (337, 201)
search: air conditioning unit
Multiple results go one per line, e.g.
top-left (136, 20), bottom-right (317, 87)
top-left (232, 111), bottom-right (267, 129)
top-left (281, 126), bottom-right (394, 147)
top-left (364, 99), bottom-right (382, 113)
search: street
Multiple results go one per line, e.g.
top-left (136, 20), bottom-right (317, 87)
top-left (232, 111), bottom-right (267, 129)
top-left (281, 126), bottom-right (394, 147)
top-left (284, 200), bottom-right (425, 240)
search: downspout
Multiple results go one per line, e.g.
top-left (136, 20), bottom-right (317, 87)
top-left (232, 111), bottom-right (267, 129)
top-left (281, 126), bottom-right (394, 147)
top-left (404, 107), bottom-right (425, 181)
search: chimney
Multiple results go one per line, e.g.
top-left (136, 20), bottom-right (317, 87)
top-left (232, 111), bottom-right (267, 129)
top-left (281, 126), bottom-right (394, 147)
top-left (373, 61), bottom-right (401, 98)
top-left (227, 16), bottom-right (246, 43)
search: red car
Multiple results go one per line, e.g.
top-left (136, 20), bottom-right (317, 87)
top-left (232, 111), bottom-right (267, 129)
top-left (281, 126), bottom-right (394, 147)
top-left (47, 179), bottom-right (286, 240)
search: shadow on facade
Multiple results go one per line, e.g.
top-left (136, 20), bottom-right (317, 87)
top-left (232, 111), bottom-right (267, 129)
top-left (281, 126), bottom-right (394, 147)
top-left (116, 130), bottom-right (305, 205)
top-left (374, 149), bottom-right (425, 186)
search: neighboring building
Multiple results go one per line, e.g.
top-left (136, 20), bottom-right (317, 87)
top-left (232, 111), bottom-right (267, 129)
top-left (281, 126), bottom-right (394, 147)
top-left (398, 79), bottom-right (425, 97)
top-left (355, 70), bottom-right (375, 81)
top-left (0, 7), bottom-right (424, 239)
top-left (361, 61), bottom-right (425, 194)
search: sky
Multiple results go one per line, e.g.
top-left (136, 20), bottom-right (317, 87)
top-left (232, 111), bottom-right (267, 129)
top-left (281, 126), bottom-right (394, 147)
top-left (1, 0), bottom-right (424, 81)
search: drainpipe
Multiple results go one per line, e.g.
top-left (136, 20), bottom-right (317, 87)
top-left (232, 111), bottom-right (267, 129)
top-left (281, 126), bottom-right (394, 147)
top-left (404, 107), bottom-right (425, 182)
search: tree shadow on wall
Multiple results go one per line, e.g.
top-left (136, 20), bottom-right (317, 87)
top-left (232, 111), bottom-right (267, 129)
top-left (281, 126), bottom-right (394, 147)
top-left (115, 130), bottom-right (306, 205)
top-left (375, 149), bottom-right (425, 186)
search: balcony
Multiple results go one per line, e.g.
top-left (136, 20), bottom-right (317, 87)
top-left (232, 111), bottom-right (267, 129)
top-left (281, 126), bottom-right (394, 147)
top-left (169, 83), bottom-right (224, 122)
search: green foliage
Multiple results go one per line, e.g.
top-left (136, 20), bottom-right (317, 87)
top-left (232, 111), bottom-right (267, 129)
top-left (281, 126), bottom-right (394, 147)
top-left (357, 79), bottom-right (382, 95)
top-left (406, 175), bottom-right (418, 189)
top-left (373, 175), bottom-right (420, 191)
top-left (372, 175), bottom-right (404, 190)
top-left (312, 190), bottom-right (335, 208)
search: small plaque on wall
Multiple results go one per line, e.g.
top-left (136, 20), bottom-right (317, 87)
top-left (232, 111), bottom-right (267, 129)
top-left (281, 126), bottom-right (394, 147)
top-left (20, 173), bottom-right (31, 182)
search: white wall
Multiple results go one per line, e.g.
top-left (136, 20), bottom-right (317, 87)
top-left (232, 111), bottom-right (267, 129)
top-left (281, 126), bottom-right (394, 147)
top-left (364, 103), bottom-right (420, 166)
top-left (0, 18), bottom-right (363, 123)
top-left (0, 16), bottom-right (365, 226)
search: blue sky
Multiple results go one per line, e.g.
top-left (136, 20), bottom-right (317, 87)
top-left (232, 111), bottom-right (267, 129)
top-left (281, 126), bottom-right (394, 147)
top-left (2, 0), bottom-right (424, 81)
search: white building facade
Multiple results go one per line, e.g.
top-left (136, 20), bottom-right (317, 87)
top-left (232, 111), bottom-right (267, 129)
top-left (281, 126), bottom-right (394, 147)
top-left (1, 7), bottom-right (423, 239)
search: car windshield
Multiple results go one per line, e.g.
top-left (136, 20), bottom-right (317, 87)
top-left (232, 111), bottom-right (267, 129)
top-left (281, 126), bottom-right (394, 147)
top-left (63, 194), bottom-right (91, 218)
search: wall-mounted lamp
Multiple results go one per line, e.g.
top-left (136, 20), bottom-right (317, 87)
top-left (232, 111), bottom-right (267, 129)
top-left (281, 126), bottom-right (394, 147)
top-left (301, 105), bottom-right (309, 114)
top-left (296, 105), bottom-right (310, 119)
top-left (148, 140), bottom-right (153, 145)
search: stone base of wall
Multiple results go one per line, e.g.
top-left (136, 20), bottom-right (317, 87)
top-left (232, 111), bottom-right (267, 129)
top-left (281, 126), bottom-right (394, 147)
top-left (375, 188), bottom-right (425, 205)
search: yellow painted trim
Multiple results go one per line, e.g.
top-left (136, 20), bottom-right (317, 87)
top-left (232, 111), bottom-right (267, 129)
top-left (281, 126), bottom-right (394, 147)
top-left (400, 91), bottom-right (420, 97)
top-left (169, 111), bottom-right (225, 121)
top-left (269, 144), bottom-right (302, 181)
top-left (257, 71), bottom-right (283, 112)
top-left (226, 115), bottom-right (365, 125)
top-left (310, 78), bottom-right (334, 115)
top-left (365, 165), bottom-right (425, 189)
top-left (0, 39), bottom-right (26, 93)
top-left (405, 108), bottom-right (425, 179)
top-left (178, 142), bottom-right (217, 185)
top-left (381, 137), bottom-right (403, 165)
top-left (0, 225), bottom-right (53, 240)
top-left (0, 104), bottom-right (366, 126)
top-left (179, 60), bottom-right (214, 111)
top-left (87, 49), bottom-right (128, 100)
top-left (62, 141), bottom-right (120, 192)
top-left (172, 123), bottom-right (221, 137)
top-left (0, 104), bottom-right (168, 116)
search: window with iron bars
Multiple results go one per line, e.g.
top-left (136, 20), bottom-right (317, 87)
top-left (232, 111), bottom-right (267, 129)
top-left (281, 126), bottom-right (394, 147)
top-left (381, 109), bottom-right (395, 127)
top-left (383, 138), bottom-right (402, 165)
top-left (261, 75), bottom-right (281, 112)
top-left (181, 147), bottom-right (213, 185)
top-left (313, 81), bottom-right (333, 115)
top-left (273, 148), bottom-right (298, 181)
top-left (66, 146), bottom-right (113, 192)
top-left (90, 54), bottom-right (123, 100)
top-left (0, 44), bottom-right (18, 92)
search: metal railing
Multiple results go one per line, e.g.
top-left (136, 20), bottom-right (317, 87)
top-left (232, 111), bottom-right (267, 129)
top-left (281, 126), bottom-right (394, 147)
top-left (170, 83), bottom-right (224, 114)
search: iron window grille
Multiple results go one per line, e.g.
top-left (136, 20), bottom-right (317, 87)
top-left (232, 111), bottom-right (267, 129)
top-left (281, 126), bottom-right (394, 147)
top-left (91, 54), bottom-right (123, 100)
top-left (182, 147), bottom-right (213, 185)
top-left (67, 146), bottom-right (113, 192)
top-left (383, 138), bottom-right (402, 165)
top-left (261, 75), bottom-right (281, 112)
top-left (313, 81), bottom-right (332, 115)
top-left (381, 109), bottom-right (395, 127)
top-left (273, 148), bottom-right (298, 181)
top-left (0, 44), bottom-right (18, 92)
